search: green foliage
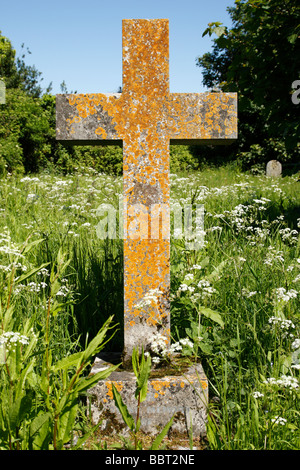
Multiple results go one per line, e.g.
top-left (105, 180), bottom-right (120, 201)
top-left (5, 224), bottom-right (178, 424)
top-left (0, 33), bottom-right (19, 89)
top-left (0, 242), bottom-right (118, 450)
top-left (0, 88), bottom-right (54, 173)
top-left (170, 167), bottom-right (300, 449)
top-left (72, 145), bottom-right (123, 176)
top-left (0, 167), bottom-right (299, 449)
top-left (197, 0), bottom-right (300, 168)
top-left (15, 44), bottom-right (51, 98)
top-left (170, 145), bottom-right (201, 172)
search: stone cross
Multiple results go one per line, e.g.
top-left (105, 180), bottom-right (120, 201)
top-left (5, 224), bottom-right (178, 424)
top-left (56, 19), bottom-right (237, 365)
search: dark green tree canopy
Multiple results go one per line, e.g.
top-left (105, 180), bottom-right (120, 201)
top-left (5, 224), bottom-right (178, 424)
top-left (197, 0), bottom-right (300, 167)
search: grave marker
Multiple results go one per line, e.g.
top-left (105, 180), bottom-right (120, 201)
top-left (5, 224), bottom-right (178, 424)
top-left (56, 19), bottom-right (237, 366)
top-left (0, 80), bottom-right (5, 104)
top-left (266, 159), bottom-right (282, 177)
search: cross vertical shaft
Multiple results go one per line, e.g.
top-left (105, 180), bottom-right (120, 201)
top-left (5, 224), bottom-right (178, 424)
top-left (121, 20), bottom-right (171, 364)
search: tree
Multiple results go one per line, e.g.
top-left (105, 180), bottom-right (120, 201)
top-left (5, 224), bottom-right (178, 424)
top-left (16, 44), bottom-right (52, 98)
top-left (0, 33), bottom-right (19, 89)
top-left (0, 31), bottom-right (54, 173)
top-left (197, 0), bottom-right (300, 168)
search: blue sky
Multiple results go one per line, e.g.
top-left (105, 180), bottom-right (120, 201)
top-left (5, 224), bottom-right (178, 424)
top-left (1, 0), bottom-right (236, 95)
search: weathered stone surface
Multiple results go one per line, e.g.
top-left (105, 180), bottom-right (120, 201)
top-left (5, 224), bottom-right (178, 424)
top-left (266, 160), bottom-right (282, 177)
top-left (0, 80), bottom-right (5, 105)
top-left (56, 93), bottom-right (122, 144)
top-left (56, 19), bottom-right (237, 439)
top-left (88, 355), bottom-right (208, 438)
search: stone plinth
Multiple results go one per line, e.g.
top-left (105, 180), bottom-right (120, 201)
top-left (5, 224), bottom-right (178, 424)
top-left (88, 353), bottom-right (208, 438)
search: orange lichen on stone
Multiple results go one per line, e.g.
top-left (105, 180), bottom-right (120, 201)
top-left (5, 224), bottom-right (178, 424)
top-left (95, 127), bottom-right (107, 138)
top-left (150, 379), bottom-right (171, 397)
top-left (105, 381), bottom-right (123, 401)
top-left (200, 379), bottom-right (208, 390)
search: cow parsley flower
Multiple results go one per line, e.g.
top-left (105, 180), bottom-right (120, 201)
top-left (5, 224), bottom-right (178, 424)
top-left (134, 288), bottom-right (163, 309)
top-left (273, 287), bottom-right (298, 303)
top-left (0, 332), bottom-right (30, 354)
top-left (242, 288), bottom-right (257, 298)
top-left (268, 317), bottom-right (295, 329)
top-left (292, 339), bottom-right (300, 350)
top-left (252, 391), bottom-right (264, 399)
top-left (271, 416), bottom-right (287, 426)
top-left (264, 375), bottom-right (299, 390)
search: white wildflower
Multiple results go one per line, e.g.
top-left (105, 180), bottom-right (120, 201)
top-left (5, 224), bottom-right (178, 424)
top-left (56, 285), bottom-right (71, 297)
top-left (264, 246), bottom-right (284, 266)
top-left (134, 288), bottom-right (163, 309)
top-left (179, 338), bottom-right (194, 349)
top-left (152, 356), bottom-right (161, 365)
top-left (242, 288), bottom-right (257, 298)
top-left (273, 287), bottom-right (298, 303)
top-left (26, 193), bottom-right (37, 201)
top-left (190, 264), bottom-right (202, 270)
top-left (0, 332), bottom-right (30, 350)
top-left (264, 375), bottom-right (298, 389)
top-left (268, 317), bottom-right (295, 329)
top-left (252, 391), bottom-right (264, 399)
top-left (292, 339), bottom-right (300, 350)
top-left (184, 273), bottom-right (194, 281)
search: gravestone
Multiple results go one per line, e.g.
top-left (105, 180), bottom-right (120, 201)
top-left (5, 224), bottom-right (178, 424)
top-left (266, 160), bottom-right (282, 177)
top-left (0, 80), bottom-right (5, 104)
top-left (56, 19), bottom-right (237, 437)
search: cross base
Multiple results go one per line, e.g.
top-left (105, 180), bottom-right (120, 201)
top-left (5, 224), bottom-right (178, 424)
top-left (88, 353), bottom-right (208, 440)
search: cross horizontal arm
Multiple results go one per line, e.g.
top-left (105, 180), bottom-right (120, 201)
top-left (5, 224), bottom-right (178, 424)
top-left (56, 93), bottom-right (123, 145)
top-left (167, 92), bottom-right (237, 144)
top-left (56, 91), bottom-right (238, 146)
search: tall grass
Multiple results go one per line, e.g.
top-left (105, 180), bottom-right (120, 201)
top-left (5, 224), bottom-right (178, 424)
top-left (0, 165), bottom-right (299, 449)
top-left (170, 168), bottom-right (300, 449)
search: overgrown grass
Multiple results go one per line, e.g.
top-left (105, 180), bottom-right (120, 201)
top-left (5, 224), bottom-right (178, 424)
top-left (170, 168), bottom-right (300, 449)
top-left (0, 165), bottom-right (299, 449)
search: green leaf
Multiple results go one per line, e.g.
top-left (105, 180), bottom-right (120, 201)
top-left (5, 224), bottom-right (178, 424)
top-left (57, 394), bottom-right (78, 445)
top-left (135, 417), bottom-right (141, 432)
top-left (7, 397), bottom-right (22, 431)
top-left (198, 341), bottom-right (213, 354)
top-left (82, 316), bottom-right (116, 362)
top-left (0, 303), bottom-right (14, 332)
top-left (150, 415), bottom-right (174, 450)
top-left (199, 307), bottom-right (224, 328)
top-left (135, 349), bottom-right (151, 403)
top-left (132, 347), bottom-right (139, 378)
top-left (15, 360), bottom-right (35, 397)
top-left (73, 422), bottom-right (103, 449)
top-left (206, 415), bottom-right (222, 450)
top-left (15, 262), bottom-right (50, 284)
top-left (112, 384), bottom-right (135, 432)
top-left (202, 22), bottom-right (226, 38)
top-left (74, 364), bottom-right (119, 393)
top-left (29, 412), bottom-right (52, 450)
top-left (207, 260), bottom-right (227, 282)
top-left (21, 238), bottom-right (45, 255)
top-left (52, 352), bottom-right (83, 372)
